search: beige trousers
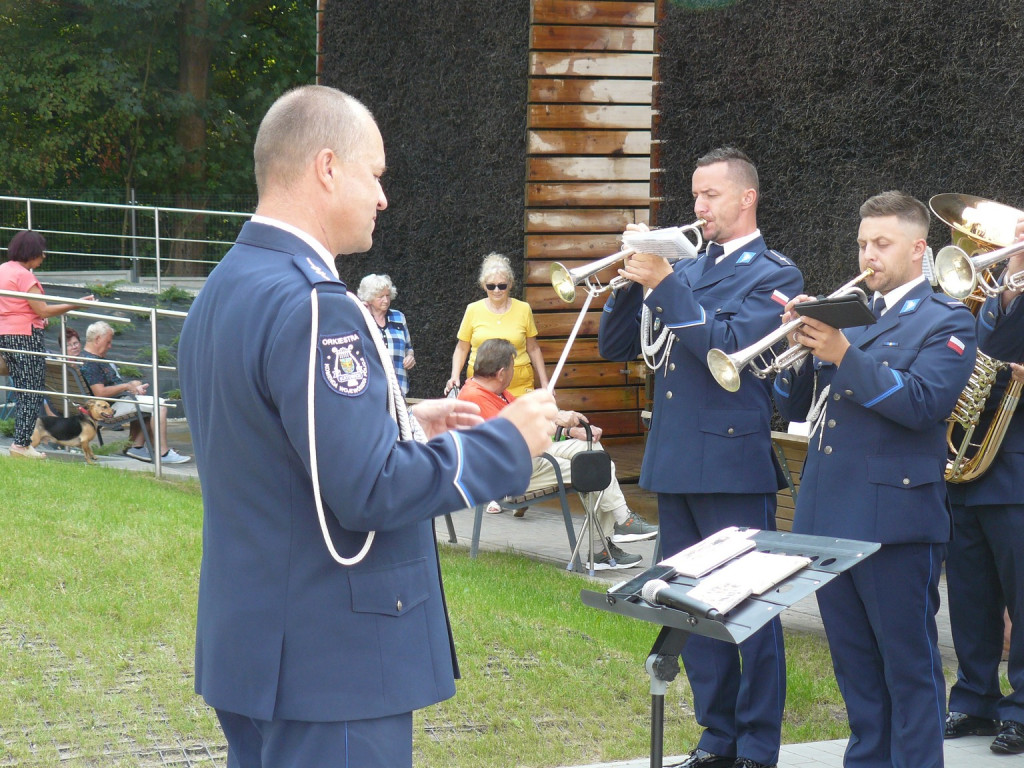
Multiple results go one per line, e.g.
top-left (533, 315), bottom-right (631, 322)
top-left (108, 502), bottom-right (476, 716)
top-left (527, 439), bottom-right (628, 539)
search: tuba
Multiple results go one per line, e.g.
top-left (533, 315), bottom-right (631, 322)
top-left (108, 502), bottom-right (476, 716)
top-left (929, 193), bottom-right (1024, 482)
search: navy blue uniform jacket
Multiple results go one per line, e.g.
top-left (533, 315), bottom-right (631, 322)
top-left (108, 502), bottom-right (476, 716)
top-left (179, 222), bottom-right (534, 723)
top-left (599, 236), bottom-right (803, 493)
top-left (947, 291), bottom-right (1024, 506)
top-left (774, 281), bottom-right (977, 543)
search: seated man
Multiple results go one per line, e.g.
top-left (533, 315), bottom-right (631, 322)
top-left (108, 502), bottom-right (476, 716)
top-left (459, 338), bottom-right (657, 569)
top-left (80, 320), bottom-right (190, 464)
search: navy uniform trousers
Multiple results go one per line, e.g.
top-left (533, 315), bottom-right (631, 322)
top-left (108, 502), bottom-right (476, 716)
top-left (599, 237), bottom-right (803, 765)
top-left (946, 290), bottom-right (1024, 725)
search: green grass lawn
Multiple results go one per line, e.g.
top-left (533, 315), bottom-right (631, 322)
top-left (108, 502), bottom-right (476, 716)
top-left (0, 457), bottom-right (852, 767)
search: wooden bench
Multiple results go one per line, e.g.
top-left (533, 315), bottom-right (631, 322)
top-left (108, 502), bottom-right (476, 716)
top-left (467, 452), bottom-right (585, 571)
top-left (772, 430), bottom-right (808, 532)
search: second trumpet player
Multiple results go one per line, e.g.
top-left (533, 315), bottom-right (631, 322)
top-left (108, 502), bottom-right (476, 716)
top-left (599, 147), bottom-right (803, 768)
top-left (773, 192), bottom-right (977, 768)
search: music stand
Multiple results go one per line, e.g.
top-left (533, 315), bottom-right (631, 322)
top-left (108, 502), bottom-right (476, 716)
top-left (580, 529), bottom-right (880, 768)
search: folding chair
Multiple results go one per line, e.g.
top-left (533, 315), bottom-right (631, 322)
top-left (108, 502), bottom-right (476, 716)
top-left (561, 423), bottom-right (614, 576)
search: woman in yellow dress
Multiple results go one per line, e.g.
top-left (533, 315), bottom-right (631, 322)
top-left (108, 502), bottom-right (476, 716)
top-left (445, 253), bottom-right (547, 397)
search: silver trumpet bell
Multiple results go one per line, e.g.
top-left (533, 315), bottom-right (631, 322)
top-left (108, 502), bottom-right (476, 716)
top-left (550, 219), bottom-right (706, 303)
top-left (707, 269), bottom-right (874, 392)
top-left (934, 239), bottom-right (1024, 300)
top-left (930, 193), bottom-right (1024, 301)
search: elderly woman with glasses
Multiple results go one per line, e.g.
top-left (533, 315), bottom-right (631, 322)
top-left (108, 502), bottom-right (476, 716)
top-left (357, 273), bottom-right (414, 396)
top-left (0, 230), bottom-right (92, 458)
top-left (445, 252), bottom-right (547, 397)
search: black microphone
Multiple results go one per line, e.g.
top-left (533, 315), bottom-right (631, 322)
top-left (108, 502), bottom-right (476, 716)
top-left (640, 578), bottom-right (722, 621)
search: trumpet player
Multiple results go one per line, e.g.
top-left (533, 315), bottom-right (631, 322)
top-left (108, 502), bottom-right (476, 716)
top-left (773, 191), bottom-right (977, 768)
top-left (599, 147), bottom-right (803, 768)
top-left (944, 227), bottom-right (1024, 753)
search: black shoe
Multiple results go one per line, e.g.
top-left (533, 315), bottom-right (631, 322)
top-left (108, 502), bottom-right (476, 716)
top-left (992, 720), bottom-right (1024, 754)
top-left (734, 760), bottom-right (776, 768)
top-left (666, 748), bottom-right (734, 768)
top-left (944, 711), bottom-right (1000, 738)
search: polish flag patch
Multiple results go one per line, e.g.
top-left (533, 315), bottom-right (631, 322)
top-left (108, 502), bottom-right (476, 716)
top-left (947, 336), bottom-right (966, 355)
top-left (771, 290), bottom-right (789, 307)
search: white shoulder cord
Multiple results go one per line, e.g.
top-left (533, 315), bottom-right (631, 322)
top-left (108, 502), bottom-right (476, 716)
top-left (306, 287), bottom-right (425, 566)
top-left (639, 297), bottom-right (675, 373)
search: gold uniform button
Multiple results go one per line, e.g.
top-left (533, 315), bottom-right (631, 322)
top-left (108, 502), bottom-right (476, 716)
top-left (655, 306), bottom-right (663, 313)
top-left (844, 390), bottom-right (853, 396)
top-left (669, 363), bottom-right (676, 371)
top-left (824, 446), bottom-right (833, 455)
top-left (882, 361), bottom-right (890, 367)
top-left (665, 391), bottom-right (673, 399)
top-left (833, 393), bottom-right (841, 401)
top-left (827, 419), bottom-right (836, 428)
top-left (727, 427), bottom-right (735, 435)
top-left (396, 599), bottom-right (403, 612)
top-left (902, 478), bottom-right (910, 486)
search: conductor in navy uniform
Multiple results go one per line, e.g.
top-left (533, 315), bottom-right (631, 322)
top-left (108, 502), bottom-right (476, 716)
top-left (774, 191), bottom-right (977, 768)
top-left (599, 147), bottom-right (803, 768)
top-left (943, 240), bottom-right (1024, 754)
top-left (178, 85), bottom-right (558, 768)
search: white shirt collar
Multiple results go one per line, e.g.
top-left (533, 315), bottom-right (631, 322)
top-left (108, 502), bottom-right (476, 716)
top-left (251, 214), bottom-right (339, 279)
top-left (713, 229), bottom-right (762, 263)
top-left (874, 274), bottom-right (926, 315)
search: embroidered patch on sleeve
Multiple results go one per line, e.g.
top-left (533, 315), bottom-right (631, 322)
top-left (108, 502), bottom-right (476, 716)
top-left (319, 331), bottom-right (369, 395)
top-left (946, 336), bottom-right (965, 355)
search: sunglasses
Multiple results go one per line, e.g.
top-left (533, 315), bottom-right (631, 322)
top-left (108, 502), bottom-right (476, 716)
top-left (485, 283), bottom-right (509, 291)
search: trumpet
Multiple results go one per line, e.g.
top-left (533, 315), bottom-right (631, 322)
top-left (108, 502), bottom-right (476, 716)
top-left (550, 219), bottom-right (707, 303)
top-left (707, 268), bottom-right (874, 392)
top-left (933, 239), bottom-right (1024, 301)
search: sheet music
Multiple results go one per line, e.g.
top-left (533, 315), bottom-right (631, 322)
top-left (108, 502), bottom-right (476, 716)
top-left (659, 526), bottom-right (758, 578)
top-left (621, 227), bottom-right (701, 262)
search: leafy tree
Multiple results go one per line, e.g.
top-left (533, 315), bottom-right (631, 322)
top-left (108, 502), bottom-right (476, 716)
top-left (0, 0), bottom-right (314, 209)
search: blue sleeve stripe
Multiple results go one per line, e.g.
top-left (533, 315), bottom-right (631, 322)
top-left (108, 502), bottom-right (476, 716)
top-left (665, 306), bottom-right (706, 330)
top-left (449, 432), bottom-right (473, 507)
top-left (862, 369), bottom-right (904, 407)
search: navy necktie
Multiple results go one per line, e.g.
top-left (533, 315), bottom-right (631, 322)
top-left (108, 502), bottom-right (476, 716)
top-left (872, 296), bottom-right (885, 319)
top-left (704, 242), bottom-right (724, 273)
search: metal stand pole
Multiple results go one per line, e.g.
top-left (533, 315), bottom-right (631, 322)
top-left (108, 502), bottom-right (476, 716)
top-left (645, 626), bottom-right (690, 768)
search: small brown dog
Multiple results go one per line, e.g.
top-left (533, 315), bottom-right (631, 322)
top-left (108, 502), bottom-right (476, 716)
top-left (31, 399), bottom-right (115, 464)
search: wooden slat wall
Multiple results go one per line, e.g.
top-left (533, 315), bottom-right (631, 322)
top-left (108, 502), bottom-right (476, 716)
top-left (526, 0), bottom-right (658, 435)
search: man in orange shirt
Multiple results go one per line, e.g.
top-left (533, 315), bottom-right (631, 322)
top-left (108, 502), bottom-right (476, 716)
top-left (459, 338), bottom-right (658, 568)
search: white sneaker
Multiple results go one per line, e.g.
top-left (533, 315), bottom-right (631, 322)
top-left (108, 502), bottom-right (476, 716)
top-left (160, 448), bottom-right (191, 464)
top-left (486, 500), bottom-right (502, 514)
top-left (10, 444), bottom-right (46, 459)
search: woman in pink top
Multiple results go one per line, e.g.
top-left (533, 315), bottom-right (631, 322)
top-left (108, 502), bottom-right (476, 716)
top-left (0, 231), bottom-right (89, 458)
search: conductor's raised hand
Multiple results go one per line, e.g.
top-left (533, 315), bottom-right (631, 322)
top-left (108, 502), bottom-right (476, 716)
top-left (498, 388), bottom-right (558, 457)
top-left (410, 398), bottom-right (483, 439)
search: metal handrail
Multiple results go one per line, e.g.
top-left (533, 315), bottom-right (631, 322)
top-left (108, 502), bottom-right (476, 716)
top-left (0, 194), bottom-right (250, 292)
top-left (0, 288), bottom-right (188, 477)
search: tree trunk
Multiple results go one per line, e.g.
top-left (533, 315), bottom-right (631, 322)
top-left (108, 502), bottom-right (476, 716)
top-left (169, 0), bottom-right (211, 278)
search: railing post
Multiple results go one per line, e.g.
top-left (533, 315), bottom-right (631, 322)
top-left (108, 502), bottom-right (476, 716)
top-left (150, 307), bottom-right (162, 478)
top-left (130, 188), bottom-right (140, 283)
top-left (154, 208), bottom-right (162, 294)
